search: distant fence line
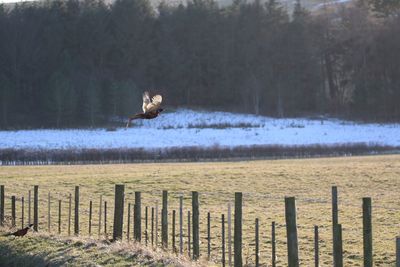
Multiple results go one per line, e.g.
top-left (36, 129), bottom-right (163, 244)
top-left (0, 184), bottom-right (400, 266)
top-left (0, 144), bottom-right (399, 165)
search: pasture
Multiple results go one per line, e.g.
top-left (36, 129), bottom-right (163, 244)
top-left (0, 155), bottom-right (399, 266)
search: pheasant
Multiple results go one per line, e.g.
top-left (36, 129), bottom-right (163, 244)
top-left (3, 224), bottom-right (34, 237)
top-left (126, 91), bottom-right (163, 128)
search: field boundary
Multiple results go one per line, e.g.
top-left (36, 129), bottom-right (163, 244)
top-left (1, 143), bottom-right (399, 165)
top-left (1, 185), bottom-right (399, 266)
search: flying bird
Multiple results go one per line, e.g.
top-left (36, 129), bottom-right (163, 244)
top-left (3, 224), bottom-right (34, 237)
top-left (126, 91), bottom-right (163, 128)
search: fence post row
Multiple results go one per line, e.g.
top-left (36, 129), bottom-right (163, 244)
top-left (2, 185), bottom-right (398, 266)
top-left (134, 191), bottom-right (141, 242)
top-left (234, 192), bottom-right (242, 267)
top-left (34, 185), bottom-right (38, 232)
top-left (192, 191), bottom-right (200, 260)
top-left (285, 197), bottom-right (299, 267)
top-left (113, 184), bottom-right (124, 240)
top-left (363, 197), bottom-right (373, 267)
top-left (74, 186), bottom-right (79, 236)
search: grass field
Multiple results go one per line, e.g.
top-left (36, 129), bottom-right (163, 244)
top-left (0, 155), bottom-right (399, 266)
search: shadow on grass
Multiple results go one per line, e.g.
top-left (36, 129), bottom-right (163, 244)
top-left (0, 241), bottom-right (53, 267)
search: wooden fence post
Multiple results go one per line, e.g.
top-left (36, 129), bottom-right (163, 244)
top-left (48, 192), bottom-right (51, 232)
top-left (179, 196), bottom-right (183, 254)
top-left (188, 210), bottom-right (191, 258)
top-left (21, 196), bottom-right (24, 228)
top-left (104, 201), bottom-right (107, 237)
top-left (255, 218), bottom-right (259, 267)
top-left (11, 196), bottom-right (16, 227)
top-left (207, 212), bottom-right (211, 260)
top-left (127, 203), bottom-right (131, 241)
top-left (222, 214), bottom-right (226, 267)
top-left (0, 185), bottom-right (4, 226)
top-left (145, 206), bottom-right (148, 245)
top-left (89, 200), bottom-right (93, 236)
top-left (234, 192), bottom-right (243, 267)
top-left (113, 184), bottom-right (124, 240)
top-left (28, 190), bottom-right (31, 225)
top-left (58, 200), bottom-right (61, 234)
top-left (396, 236), bottom-right (400, 267)
top-left (68, 193), bottom-right (71, 236)
top-left (332, 186), bottom-right (339, 267)
top-left (272, 221), bottom-right (276, 267)
top-left (74, 186), bottom-right (79, 236)
top-left (172, 209), bottom-right (176, 253)
top-left (156, 202), bottom-right (159, 246)
top-left (285, 197), bottom-right (299, 267)
top-left (162, 190), bottom-right (168, 248)
top-left (134, 192), bottom-right (141, 242)
top-left (151, 207), bottom-right (154, 246)
top-left (314, 225), bottom-right (319, 267)
top-left (333, 224), bottom-right (343, 267)
top-left (98, 195), bottom-right (102, 238)
top-left (34, 185), bottom-right (38, 232)
top-left (192, 191), bottom-right (199, 260)
top-left (228, 202), bottom-right (232, 267)
top-left (363, 198), bottom-right (373, 267)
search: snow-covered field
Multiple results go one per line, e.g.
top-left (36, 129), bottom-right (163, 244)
top-left (0, 109), bottom-right (399, 150)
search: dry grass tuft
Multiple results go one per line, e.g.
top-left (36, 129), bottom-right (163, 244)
top-left (0, 227), bottom-right (203, 266)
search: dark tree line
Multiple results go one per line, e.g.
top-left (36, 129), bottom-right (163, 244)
top-left (0, 0), bottom-right (399, 128)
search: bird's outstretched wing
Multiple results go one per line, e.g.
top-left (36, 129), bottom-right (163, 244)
top-left (143, 93), bottom-right (162, 113)
top-left (142, 91), bottom-right (151, 113)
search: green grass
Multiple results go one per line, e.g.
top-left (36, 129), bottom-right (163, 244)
top-left (0, 155), bottom-right (399, 266)
top-left (0, 230), bottom-right (195, 267)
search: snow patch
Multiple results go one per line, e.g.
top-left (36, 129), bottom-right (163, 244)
top-left (0, 109), bottom-right (399, 150)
